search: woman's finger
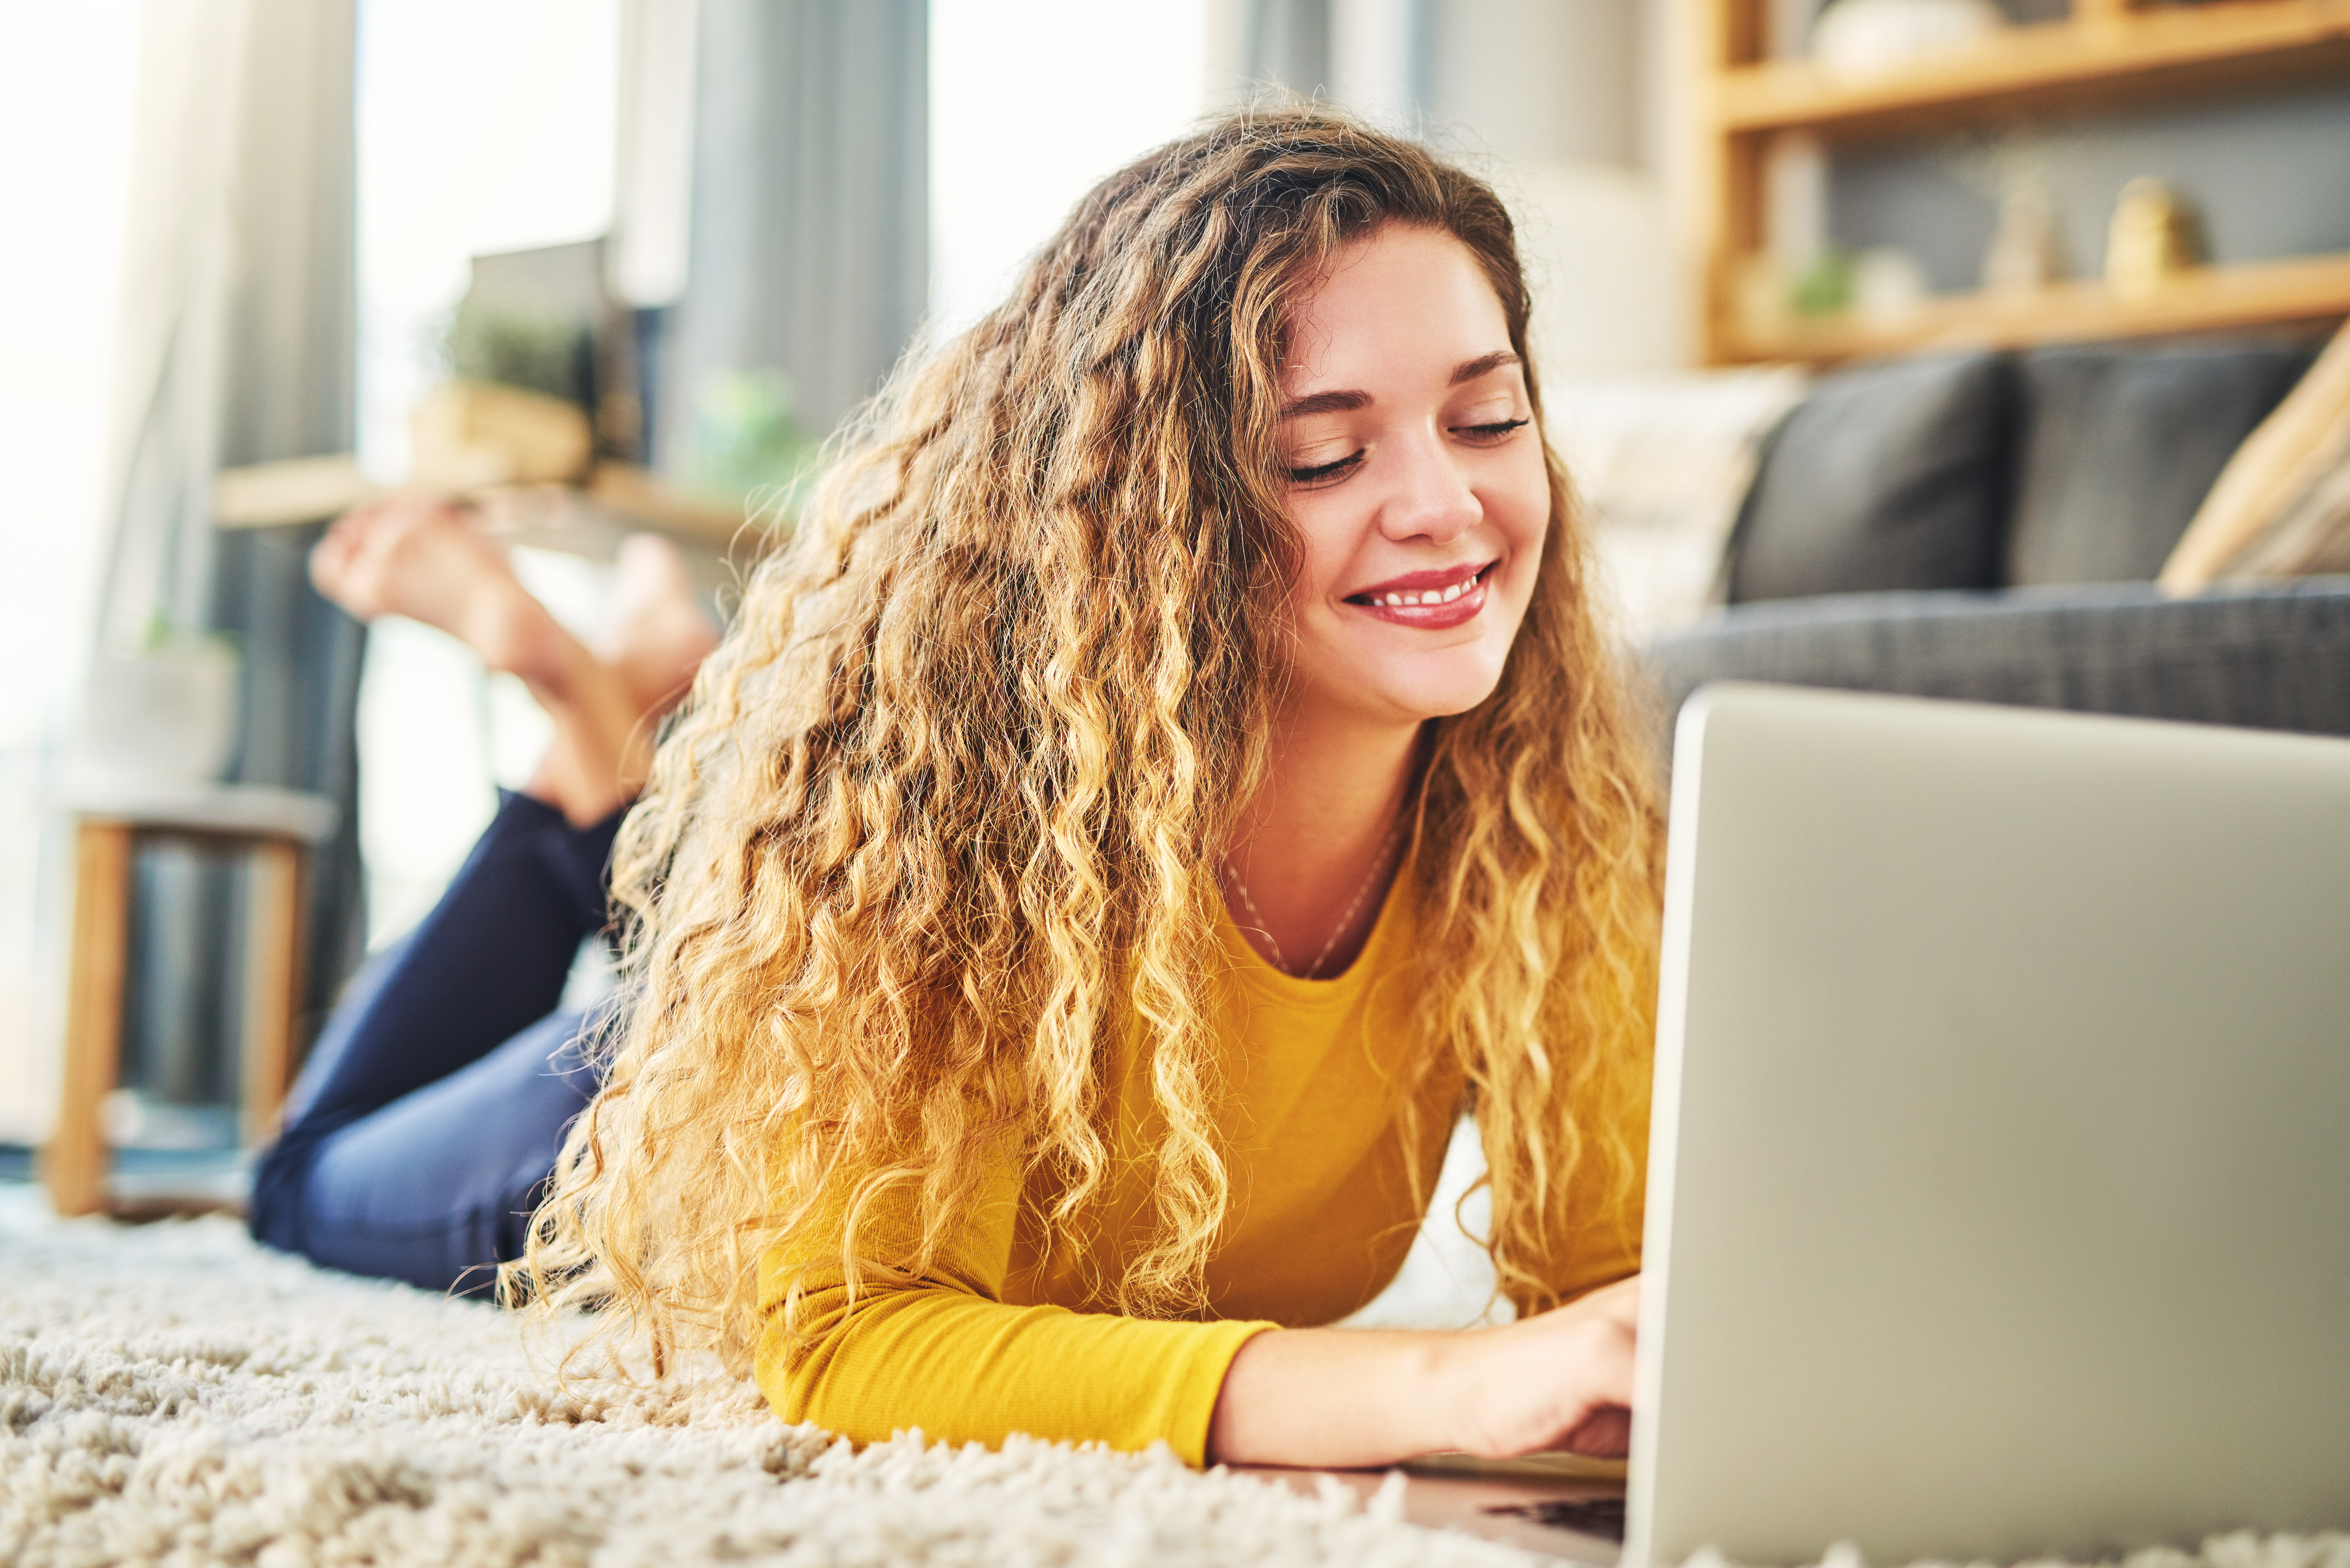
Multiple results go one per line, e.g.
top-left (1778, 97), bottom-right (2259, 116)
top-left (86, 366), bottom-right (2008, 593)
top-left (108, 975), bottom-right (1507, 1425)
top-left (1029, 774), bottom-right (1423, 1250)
top-left (1559, 1403), bottom-right (1632, 1459)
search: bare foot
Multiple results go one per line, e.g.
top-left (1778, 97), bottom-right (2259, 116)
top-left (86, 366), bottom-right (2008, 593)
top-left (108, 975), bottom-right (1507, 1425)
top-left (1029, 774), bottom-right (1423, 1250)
top-left (315, 496), bottom-right (643, 827)
top-left (593, 534), bottom-right (720, 721)
top-left (311, 496), bottom-right (570, 690)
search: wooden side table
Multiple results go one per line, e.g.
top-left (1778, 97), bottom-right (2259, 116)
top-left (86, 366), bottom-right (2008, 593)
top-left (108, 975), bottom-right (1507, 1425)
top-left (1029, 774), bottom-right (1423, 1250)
top-left (44, 782), bottom-right (339, 1218)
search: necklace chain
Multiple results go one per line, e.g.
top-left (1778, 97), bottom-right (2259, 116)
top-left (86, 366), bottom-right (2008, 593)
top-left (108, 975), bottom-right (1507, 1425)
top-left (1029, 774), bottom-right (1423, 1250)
top-left (1224, 819), bottom-right (1404, 980)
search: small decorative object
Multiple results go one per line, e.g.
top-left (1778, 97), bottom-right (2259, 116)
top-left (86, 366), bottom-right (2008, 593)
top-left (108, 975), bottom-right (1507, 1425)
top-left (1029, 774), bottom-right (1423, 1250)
top-left (1789, 248), bottom-right (1857, 318)
top-left (71, 636), bottom-right (242, 785)
top-left (1853, 247), bottom-right (1930, 325)
top-left (2104, 176), bottom-right (2200, 299)
top-left (408, 379), bottom-right (596, 491)
top-left (1810, 0), bottom-right (2005, 75)
top-left (1982, 182), bottom-right (2065, 294)
top-left (687, 368), bottom-right (821, 505)
top-left (1782, 244), bottom-right (1927, 326)
top-left (443, 299), bottom-right (593, 410)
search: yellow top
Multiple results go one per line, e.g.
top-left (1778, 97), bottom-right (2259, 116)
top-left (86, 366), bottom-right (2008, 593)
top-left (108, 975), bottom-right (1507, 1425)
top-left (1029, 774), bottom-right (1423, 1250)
top-left (753, 863), bottom-right (1643, 1464)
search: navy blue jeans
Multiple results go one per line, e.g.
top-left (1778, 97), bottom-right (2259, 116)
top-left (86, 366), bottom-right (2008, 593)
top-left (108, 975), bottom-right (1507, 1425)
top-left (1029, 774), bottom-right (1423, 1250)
top-left (249, 792), bottom-right (621, 1295)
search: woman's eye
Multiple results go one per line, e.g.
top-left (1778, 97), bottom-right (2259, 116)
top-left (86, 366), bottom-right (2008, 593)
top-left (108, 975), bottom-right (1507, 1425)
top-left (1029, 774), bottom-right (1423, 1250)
top-left (1457, 416), bottom-right (1530, 442)
top-left (1286, 449), bottom-right (1366, 487)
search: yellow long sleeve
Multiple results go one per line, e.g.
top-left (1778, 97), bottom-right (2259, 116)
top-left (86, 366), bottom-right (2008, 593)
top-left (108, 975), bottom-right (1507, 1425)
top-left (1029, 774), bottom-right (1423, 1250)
top-left (755, 1189), bottom-right (1274, 1462)
top-left (753, 859), bottom-right (1643, 1462)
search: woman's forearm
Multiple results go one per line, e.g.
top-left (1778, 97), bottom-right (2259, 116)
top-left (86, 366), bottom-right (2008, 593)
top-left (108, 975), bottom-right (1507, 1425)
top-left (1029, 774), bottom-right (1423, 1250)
top-left (1205, 1326), bottom-right (1462, 1467)
top-left (1203, 1273), bottom-right (1642, 1469)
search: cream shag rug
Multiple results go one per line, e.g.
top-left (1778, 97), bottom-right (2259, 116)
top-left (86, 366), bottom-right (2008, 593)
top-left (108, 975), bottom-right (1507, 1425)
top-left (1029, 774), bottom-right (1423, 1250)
top-left (0, 1192), bottom-right (1527, 1567)
top-left (6, 1190), bottom-right (2349, 1568)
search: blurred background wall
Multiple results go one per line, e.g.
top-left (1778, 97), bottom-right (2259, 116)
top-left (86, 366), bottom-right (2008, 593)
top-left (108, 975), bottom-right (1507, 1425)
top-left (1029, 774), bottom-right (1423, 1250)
top-left (0, 5), bottom-right (143, 1146)
top-left (35, 0), bottom-right (2332, 1168)
top-left (0, 0), bottom-right (1685, 1153)
top-left (0, 0), bottom-right (1689, 1161)
top-left (0, 0), bottom-right (365, 1150)
top-left (1217, 0), bottom-right (1687, 376)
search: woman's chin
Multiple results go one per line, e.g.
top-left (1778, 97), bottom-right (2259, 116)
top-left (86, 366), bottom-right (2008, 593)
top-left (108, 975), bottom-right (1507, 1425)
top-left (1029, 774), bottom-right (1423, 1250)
top-left (1296, 657), bottom-right (1510, 728)
top-left (1400, 678), bottom-right (1508, 724)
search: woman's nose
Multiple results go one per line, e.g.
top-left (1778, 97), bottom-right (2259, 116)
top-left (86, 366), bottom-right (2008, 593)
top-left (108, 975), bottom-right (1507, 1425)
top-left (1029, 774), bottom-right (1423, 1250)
top-left (1377, 429), bottom-right (1480, 544)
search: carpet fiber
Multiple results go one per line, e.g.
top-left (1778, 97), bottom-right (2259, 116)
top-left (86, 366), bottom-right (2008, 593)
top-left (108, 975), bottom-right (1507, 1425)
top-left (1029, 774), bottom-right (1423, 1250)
top-left (1, 1193), bottom-right (1531, 1567)
top-left (6, 1191), bottom-right (2348, 1568)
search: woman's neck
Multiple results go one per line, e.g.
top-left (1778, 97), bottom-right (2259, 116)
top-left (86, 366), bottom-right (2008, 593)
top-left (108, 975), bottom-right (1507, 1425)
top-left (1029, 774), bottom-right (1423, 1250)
top-left (1222, 704), bottom-right (1421, 978)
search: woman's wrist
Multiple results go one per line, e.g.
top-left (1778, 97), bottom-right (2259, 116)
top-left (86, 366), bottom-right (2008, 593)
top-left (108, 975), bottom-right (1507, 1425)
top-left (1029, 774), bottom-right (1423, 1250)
top-left (1206, 1326), bottom-right (1465, 1468)
top-left (1418, 1320), bottom-right (1517, 1456)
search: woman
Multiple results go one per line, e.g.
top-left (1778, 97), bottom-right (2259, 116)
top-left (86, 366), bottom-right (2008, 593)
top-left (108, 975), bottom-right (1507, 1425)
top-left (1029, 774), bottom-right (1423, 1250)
top-left (522, 106), bottom-right (1663, 1470)
top-left (259, 103), bottom-right (1662, 1472)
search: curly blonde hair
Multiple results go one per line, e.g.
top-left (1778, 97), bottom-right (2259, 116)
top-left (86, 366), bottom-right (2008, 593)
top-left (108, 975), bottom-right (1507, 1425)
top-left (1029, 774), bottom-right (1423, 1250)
top-left (514, 103), bottom-right (1663, 1373)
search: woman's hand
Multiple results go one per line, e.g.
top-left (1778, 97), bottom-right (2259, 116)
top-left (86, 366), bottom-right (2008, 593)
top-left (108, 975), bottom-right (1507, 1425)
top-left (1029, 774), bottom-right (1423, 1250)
top-left (1440, 1273), bottom-right (1640, 1458)
top-left (1204, 1272), bottom-right (1642, 1468)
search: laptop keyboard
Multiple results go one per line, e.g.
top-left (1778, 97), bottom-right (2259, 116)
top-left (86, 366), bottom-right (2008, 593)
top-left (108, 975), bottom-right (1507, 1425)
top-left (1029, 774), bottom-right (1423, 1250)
top-left (1482, 1496), bottom-right (1627, 1542)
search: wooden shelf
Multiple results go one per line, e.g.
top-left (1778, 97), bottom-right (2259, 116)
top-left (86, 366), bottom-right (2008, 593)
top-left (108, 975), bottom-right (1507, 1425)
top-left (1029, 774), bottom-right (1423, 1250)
top-left (1724, 248), bottom-right (2350, 361)
top-left (211, 457), bottom-right (771, 559)
top-left (1718, 0), bottom-right (2350, 139)
top-left (1689, 0), bottom-right (2350, 362)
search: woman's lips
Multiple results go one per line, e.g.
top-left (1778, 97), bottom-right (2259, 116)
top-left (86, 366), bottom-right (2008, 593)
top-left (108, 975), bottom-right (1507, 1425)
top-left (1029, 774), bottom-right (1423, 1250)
top-left (1346, 563), bottom-right (1495, 630)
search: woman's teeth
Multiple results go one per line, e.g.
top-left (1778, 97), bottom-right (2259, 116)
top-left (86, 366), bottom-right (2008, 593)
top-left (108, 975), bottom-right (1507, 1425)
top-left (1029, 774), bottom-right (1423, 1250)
top-left (1374, 581), bottom-right (1471, 607)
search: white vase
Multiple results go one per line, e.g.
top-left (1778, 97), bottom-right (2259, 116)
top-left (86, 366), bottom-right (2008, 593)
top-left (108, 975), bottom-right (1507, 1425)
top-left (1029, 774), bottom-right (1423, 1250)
top-left (1811, 0), bottom-right (2006, 75)
top-left (73, 642), bottom-right (243, 786)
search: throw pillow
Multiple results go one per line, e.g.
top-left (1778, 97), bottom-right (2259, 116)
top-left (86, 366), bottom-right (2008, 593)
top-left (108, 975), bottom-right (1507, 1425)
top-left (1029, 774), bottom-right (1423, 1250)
top-left (2160, 316), bottom-right (2350, 591)
top-left (1545, 368), bottom-right (1808, 641)
top-left (2005, 338), bottom-right (2317, 587)
top-left (1726, 350), bottom-right (2014, 605)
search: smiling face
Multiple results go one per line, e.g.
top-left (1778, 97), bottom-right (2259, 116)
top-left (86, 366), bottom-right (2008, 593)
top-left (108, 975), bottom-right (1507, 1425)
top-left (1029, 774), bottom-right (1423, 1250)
top-left (1274, 224), bottom-right (1551, 734)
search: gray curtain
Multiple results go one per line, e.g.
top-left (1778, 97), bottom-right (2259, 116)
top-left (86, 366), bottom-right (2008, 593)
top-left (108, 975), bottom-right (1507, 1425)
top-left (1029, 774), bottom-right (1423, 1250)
top-left (1247, 0), bottom-right (1332, 99)
top-left (658, 0), bottom-right (930, 459)
top-left (99, 0), bottom-right (363, 1116)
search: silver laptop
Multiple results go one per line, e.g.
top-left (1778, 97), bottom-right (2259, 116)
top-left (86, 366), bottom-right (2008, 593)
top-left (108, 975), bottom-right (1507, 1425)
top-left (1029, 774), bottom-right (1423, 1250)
top-left (1626, 683), bottom-right (2350, 1567)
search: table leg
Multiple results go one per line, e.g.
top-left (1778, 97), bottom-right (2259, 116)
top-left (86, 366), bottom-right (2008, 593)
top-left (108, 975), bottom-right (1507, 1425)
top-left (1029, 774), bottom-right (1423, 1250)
top-left (241, 839), bottom-right (307, 1144)
top-left (47, 820), bottom-right (133, 1218)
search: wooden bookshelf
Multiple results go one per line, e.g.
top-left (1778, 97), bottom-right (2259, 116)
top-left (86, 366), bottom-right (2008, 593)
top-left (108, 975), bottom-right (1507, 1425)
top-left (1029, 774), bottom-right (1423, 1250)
top-left (1721, 0), bottom-right (2350, 137)
top-left (1690, 0), bottom-right (2350, 363)
top-left (1730, 248), bottom-right (2350, 359)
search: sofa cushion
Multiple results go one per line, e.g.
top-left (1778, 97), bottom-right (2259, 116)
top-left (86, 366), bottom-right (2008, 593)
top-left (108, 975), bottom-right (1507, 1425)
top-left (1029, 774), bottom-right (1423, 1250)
top-left (2005, 339), bottom-right (2317, 587)
top-left (1727, 351), bottom-right (2014, 605)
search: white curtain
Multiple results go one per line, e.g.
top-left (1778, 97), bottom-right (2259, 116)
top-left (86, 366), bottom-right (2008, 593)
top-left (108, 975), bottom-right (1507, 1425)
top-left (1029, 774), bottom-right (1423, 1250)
top-left (88, 0), bottom-right (362, 1125)
top-left (613, 0), bottom-right (701, 312)
top-left (96, 0), bottom-right (356, 650)
top-left (1246, 0), bottom-right (1332, 99)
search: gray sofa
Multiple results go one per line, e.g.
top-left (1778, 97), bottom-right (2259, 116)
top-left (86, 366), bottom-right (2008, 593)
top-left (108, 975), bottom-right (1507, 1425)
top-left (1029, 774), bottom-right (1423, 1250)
top-left (1646, 576), bottom-right (2350, 743)
top-left (1636, 337), bottom-right (2350, 751)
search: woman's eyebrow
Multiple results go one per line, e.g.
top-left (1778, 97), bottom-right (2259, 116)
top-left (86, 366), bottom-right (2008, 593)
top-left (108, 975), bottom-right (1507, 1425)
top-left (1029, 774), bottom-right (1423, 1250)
top-left (1279, 352), bottom-right (1520, 419)
top-left (1280, 389), bottom-right (1371, 419)
top-left (1451, 350), bottom-right (1520, 385)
